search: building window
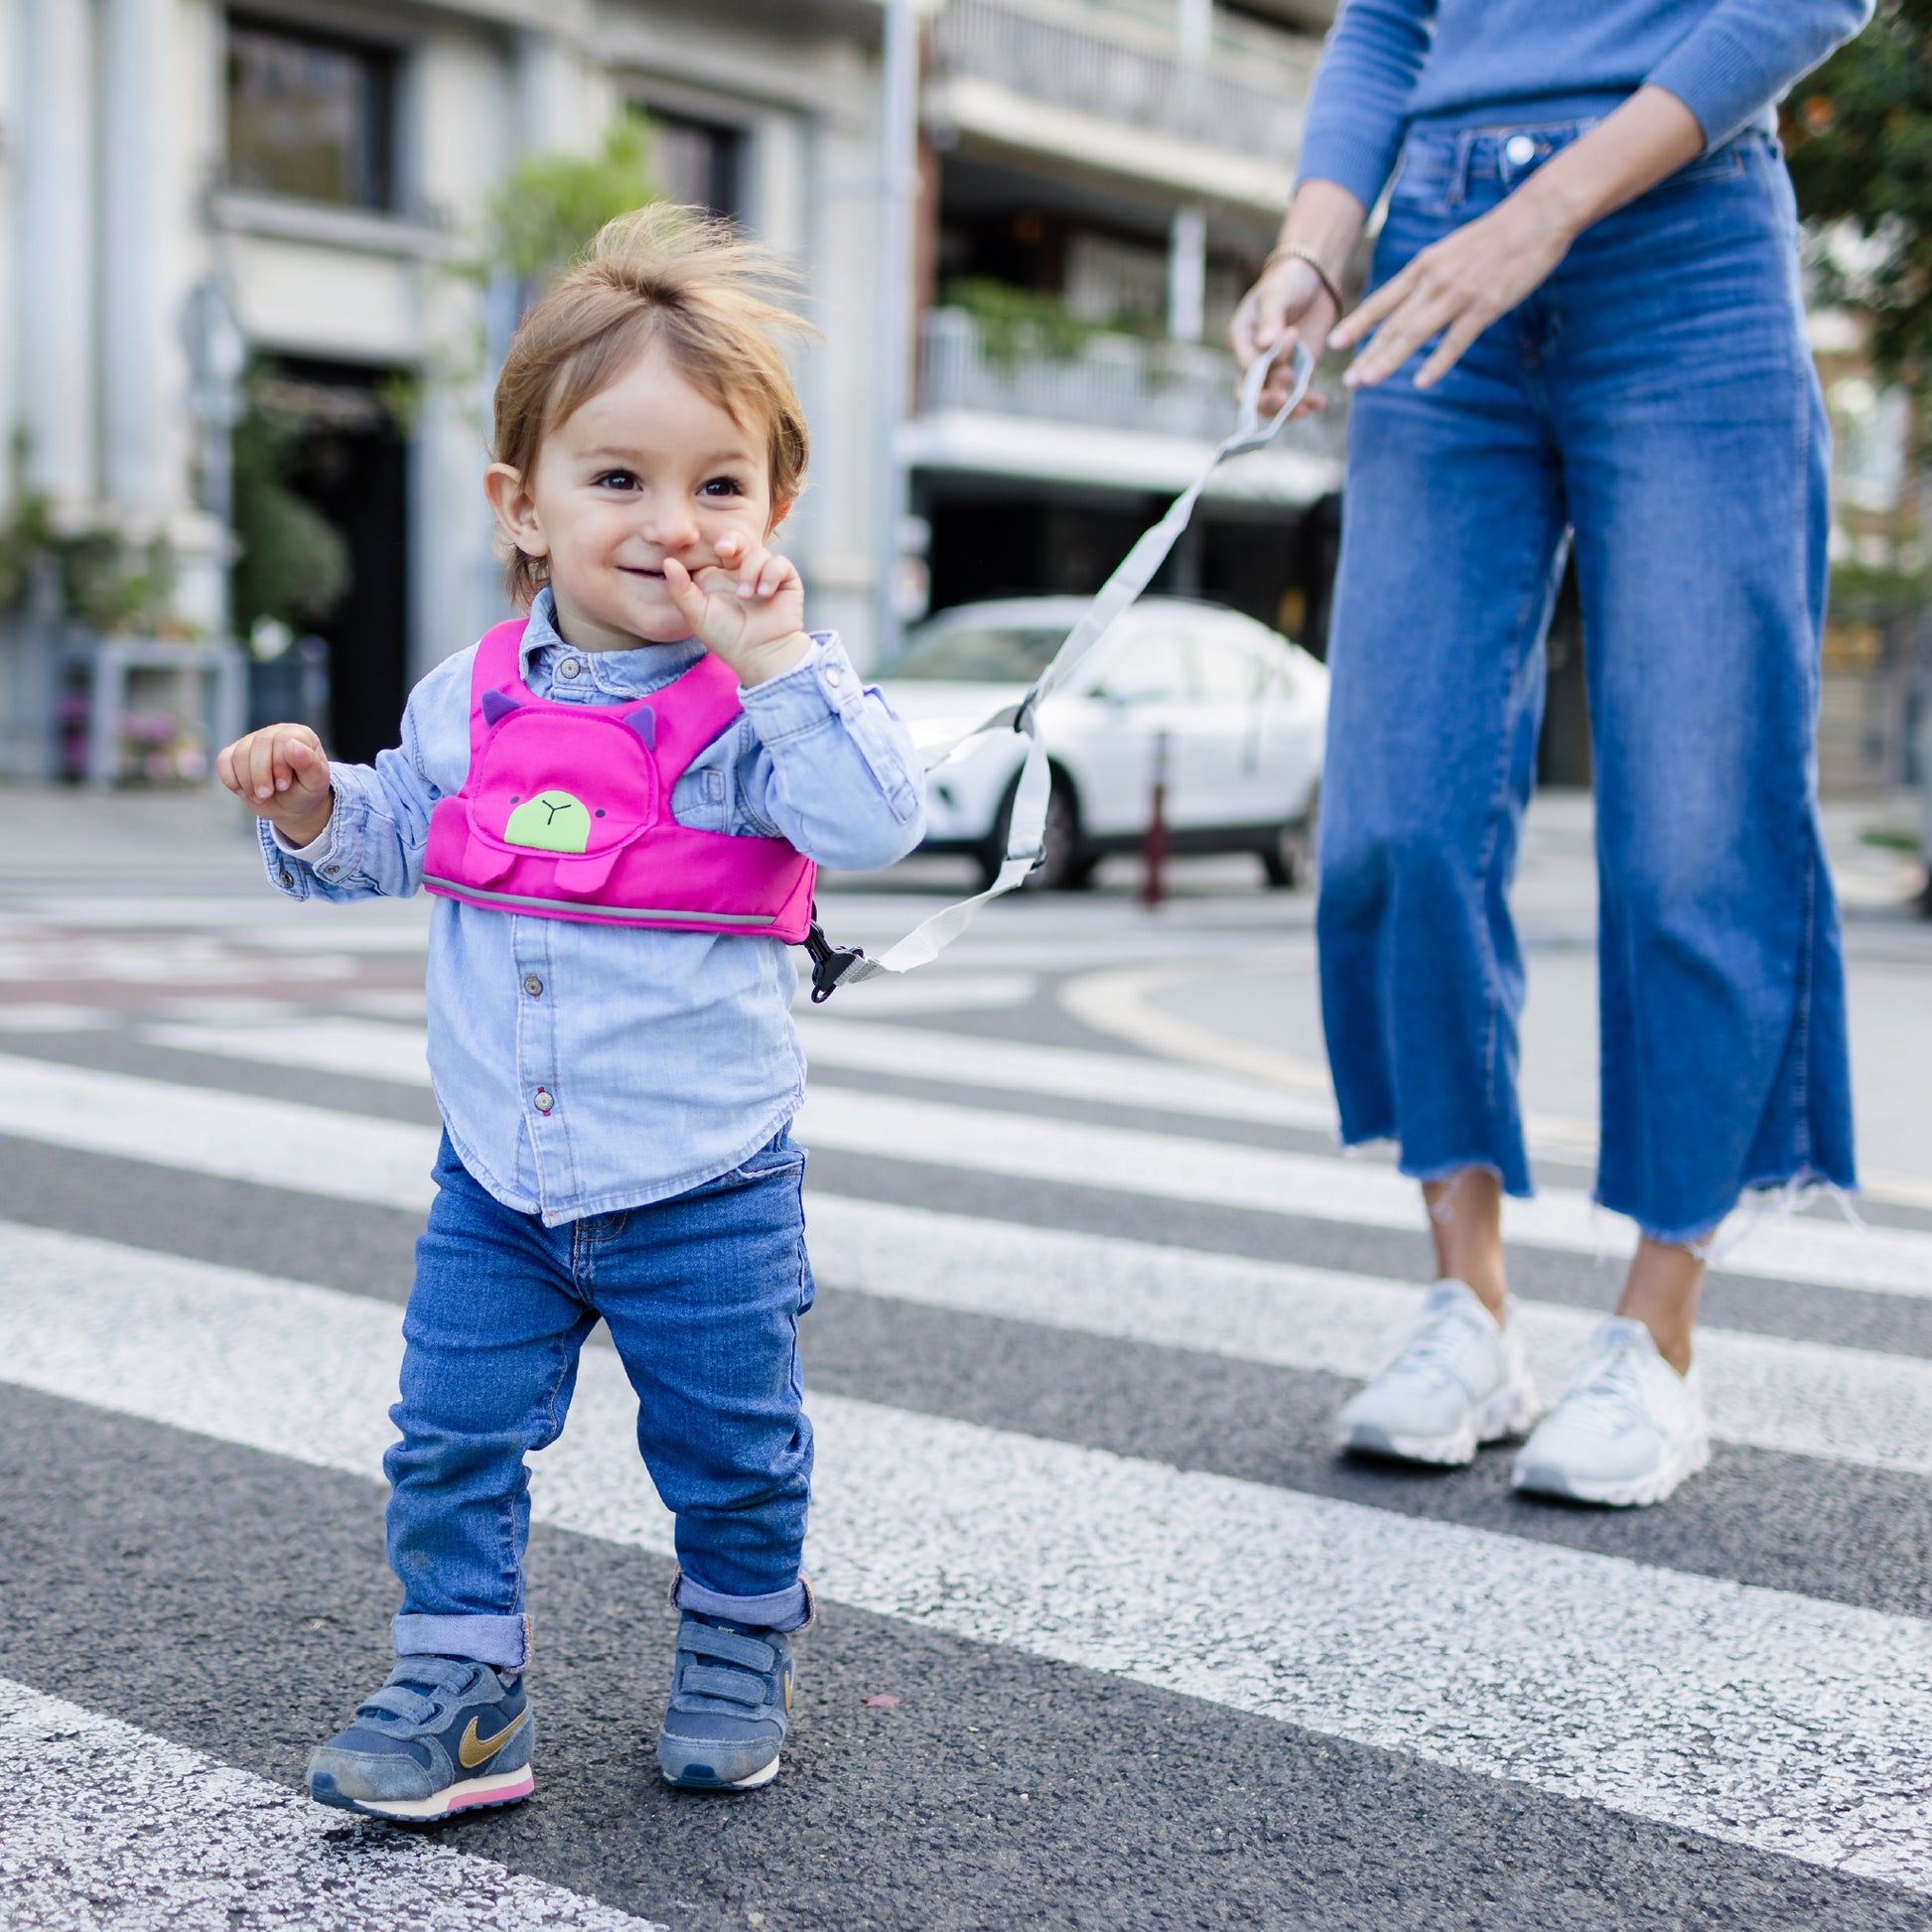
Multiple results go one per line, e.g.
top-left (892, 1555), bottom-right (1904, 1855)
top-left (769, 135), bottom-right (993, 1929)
top-left (650, 112), bottom-right (741, 219)
top-left (226, 15), bottom-right (398, 210)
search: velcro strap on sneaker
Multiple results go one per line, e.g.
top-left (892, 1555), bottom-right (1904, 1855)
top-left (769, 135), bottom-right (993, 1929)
top-left (676, 1625), bottom-right (777, 1674)
top-left (677, 1663), bottom-right (770, 1707)
top-left (360, 1686), bottom-right (436, 1725)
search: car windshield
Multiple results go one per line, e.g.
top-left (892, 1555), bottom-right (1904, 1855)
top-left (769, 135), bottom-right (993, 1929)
top-left (887, 621), bottom-right (1070, 682)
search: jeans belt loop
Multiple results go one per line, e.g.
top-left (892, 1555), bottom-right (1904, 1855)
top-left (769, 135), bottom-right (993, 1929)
top-left (1449, 127), bottom-right (1478, 208)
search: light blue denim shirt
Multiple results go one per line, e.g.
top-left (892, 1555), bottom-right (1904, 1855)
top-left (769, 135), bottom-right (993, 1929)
top-left (262, 589), bottom-right (924, 1223)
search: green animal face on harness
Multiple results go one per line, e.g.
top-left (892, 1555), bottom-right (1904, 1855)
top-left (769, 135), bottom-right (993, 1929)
top-left (503, 790), bottom-right (593, 854)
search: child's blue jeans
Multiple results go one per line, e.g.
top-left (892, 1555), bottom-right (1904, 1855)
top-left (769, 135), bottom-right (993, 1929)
top-left (385, 1131), bottom-right (815, 1669)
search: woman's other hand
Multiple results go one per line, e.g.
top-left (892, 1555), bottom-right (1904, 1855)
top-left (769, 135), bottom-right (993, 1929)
top-left (1330, 195), bottom-right (1578, 391)
top-left (1331, 85), bottom-right (1707, 392)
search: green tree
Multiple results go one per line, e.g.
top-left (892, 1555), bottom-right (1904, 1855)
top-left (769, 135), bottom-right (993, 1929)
top-left (1784, 0), bottom-right (1932, 385)
top-left (471, 113), bottom-right (662, 292)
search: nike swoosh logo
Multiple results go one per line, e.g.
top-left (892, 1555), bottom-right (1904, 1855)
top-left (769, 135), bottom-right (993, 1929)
top-left (458, 1707), bottom-right (530, 1769)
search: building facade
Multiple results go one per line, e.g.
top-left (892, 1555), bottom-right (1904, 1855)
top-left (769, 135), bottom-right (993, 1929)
top-left (0, 0), bottom-right (1333, 771)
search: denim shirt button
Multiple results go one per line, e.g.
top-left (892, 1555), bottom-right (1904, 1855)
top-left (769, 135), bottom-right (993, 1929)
top-left (559, 658), bottom-right (581, 679)
top-left (278, 869), bottom-right (294, 888)
top-left (523, 973), bottom-right (543, 999)
top-left (533, 1087), bottom-right (555, 1114)
top-left (823, 664), bottom-right (842, 688)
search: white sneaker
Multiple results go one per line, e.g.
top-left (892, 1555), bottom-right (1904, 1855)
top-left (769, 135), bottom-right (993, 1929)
top-left (1512, 1316), bottom-right (1710, 1507)
top-left (1333, 1280), bottom-right (1540, 1466)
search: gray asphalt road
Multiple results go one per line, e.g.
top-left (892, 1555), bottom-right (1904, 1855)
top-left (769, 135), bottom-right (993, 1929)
top-left (2, 817), bottom-right (1930, 1932)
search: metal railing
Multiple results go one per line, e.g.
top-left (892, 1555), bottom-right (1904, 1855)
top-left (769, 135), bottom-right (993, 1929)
top-left (916, 306), bottom-right (1346, 454)
top-left (930, 0), bottom-right (1311, 166)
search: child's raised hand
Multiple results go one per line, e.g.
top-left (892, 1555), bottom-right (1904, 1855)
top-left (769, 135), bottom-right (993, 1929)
top-left (217, 723), bottom-right (335, 847)
top-left (662, 532), bottom-right (810, 685)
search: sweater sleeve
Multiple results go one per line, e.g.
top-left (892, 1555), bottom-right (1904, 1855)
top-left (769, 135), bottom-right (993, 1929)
top-left (1646, 0), bottom-right (1874, 150)
top-left (1293, 0), bottom-right (1440, 210)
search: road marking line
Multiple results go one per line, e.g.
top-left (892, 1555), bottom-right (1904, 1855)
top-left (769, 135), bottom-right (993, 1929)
top-left (1, 1220), bottom-right (1929, 1893)
top-left (145, 1013), bottom-right (1338, 1130)
top-left (9, 1046), bottom-right (1927, 1299)
top-left (805, 1195), bottom-right (1932, 1477)
top-left (0, 1675), bottom-right (664, 1930)
top-left (792, 1087), bottom-right (1932, 1300)
top-left (0, 1051), bottom-right (438, 1212)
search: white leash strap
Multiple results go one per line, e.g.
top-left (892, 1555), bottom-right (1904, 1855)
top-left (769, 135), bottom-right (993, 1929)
top-left (807, 341), bottom-right (1314, 999)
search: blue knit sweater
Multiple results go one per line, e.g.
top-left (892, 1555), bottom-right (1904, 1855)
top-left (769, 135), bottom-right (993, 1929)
top-left (1296, 0), bottom-right (1873, 210)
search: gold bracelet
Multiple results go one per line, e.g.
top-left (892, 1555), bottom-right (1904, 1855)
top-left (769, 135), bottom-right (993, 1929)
top-left (1265, 244), bottom-right (1344, 318)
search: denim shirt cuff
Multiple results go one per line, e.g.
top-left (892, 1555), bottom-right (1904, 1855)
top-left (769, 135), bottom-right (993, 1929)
top-left (259, 762), bottom-right (366, 896)
top-left (736, 632), bottom-right (853, 740)
top-left (740, 632), bottom-right (920, 823)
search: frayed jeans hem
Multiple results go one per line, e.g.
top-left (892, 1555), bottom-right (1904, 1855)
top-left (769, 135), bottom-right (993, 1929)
top-left (1605, 1163), bottom-right (1862, 1254)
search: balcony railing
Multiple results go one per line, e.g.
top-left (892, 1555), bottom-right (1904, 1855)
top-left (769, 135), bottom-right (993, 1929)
top-left (930, 0), bottom-right (1311, 167)
top-left (916, 306), bottom-right (1345, 456)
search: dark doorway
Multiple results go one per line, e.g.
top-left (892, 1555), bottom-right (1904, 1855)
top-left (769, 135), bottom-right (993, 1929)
top-left (921, 481), bottom-right (1338, 653)
top-left (923, 490), bottom-right (1163, 615)
top-left (254, 357), bottom-right (411, 763)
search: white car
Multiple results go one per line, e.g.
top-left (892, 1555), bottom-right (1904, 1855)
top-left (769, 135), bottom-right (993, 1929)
top-left (877, 596), bottom-right (1327, 891)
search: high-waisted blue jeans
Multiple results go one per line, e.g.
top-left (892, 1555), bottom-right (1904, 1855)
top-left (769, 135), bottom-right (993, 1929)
top-left (1318, 123), bottom-right (1855, 1244)
top-left (384, 1132), bottom-right (815, 1669)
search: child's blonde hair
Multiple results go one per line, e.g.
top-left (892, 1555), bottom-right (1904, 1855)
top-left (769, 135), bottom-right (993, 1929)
top-left (491, 205), bottom-right (813, 608)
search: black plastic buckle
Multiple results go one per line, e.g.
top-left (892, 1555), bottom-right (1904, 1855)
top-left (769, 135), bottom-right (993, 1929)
top-left (802, 917), bottom-right (868, 1004)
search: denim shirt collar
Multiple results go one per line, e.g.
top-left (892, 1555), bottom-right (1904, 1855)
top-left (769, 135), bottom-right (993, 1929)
top-left (518, 587), bottom-right (708, 702)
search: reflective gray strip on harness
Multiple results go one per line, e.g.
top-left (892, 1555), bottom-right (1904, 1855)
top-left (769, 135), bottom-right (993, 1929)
top-left (424, 878), bottom-right (780, 927)
top-left (816, 341), bottom-right (1315, 996)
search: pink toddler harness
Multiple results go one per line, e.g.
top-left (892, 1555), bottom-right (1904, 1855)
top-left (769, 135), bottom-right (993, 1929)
top-left (421, 619), bottom-right (815, 941)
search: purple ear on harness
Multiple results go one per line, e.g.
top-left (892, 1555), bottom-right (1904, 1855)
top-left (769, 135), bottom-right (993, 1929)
top-left (481, 688), bottom-right (520, 727)
top-left (625, 707), bottom-right (656, 751)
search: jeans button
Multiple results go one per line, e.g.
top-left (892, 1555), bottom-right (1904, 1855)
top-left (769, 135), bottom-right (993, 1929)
top-left (1504, 134), bottom-right (1536, 167)
top-left (533, 1087), bottom-right (554, 1114)
top-left (523, 973), bottom-right (543, 999)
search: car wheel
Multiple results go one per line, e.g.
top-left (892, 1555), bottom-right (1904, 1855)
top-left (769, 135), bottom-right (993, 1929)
top-left (980, 769), bottom-right (1092, 892)
top-left (1262, 788), bottom-right (1318, 890)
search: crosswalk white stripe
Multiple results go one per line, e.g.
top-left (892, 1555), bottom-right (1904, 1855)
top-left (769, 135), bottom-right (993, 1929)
top-left (7, 1045), bottom-right (1927, 1300)
top-left (794, 1087), bottom-right (1932, 1300)
top-left (144, 1013), bottom-right (1341, 1132)
top-left (805, 1196), bottom-right (1932, 1477)
top-left (49, 1028), bottom-right (1932, 1298)
top-left (0, 1051), bottom-right (439, 1212)
top-left (2, 1219), bottom-right (1928, 1893)
top-left (0, 1675), bottom-right (664, 1930)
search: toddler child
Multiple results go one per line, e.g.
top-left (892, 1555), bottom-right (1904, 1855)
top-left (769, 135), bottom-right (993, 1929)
top-left (218, 207), bottom-right (924, 1817)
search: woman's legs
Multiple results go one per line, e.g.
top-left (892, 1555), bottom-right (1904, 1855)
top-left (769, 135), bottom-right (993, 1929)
top-left (1556, 143), bottom-right (1854, 1244)
top-left (1429, 1160), bottom-right (1704, 1373)
top-left (1317, 296), bottom-right (1568, 1204)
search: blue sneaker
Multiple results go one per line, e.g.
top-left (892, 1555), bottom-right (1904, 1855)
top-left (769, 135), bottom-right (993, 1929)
top-left (307, 1655), bottom-right (534, 1822)
top-left (657, 1613), bottom-right (795, 1790)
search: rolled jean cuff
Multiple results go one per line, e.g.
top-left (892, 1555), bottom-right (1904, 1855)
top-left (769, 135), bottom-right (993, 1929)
top-left (393, 1611), bottom-right (532, 1670)
top-left (672, 1569), bottom-right (813, 1633)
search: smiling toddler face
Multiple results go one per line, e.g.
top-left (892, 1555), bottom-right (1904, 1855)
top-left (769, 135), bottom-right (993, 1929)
top-left (512, 338), bottom-right (782, 652)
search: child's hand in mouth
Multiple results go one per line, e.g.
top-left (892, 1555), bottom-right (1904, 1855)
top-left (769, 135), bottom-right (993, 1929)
top-left (662, 531), bottom-right (810, 686)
